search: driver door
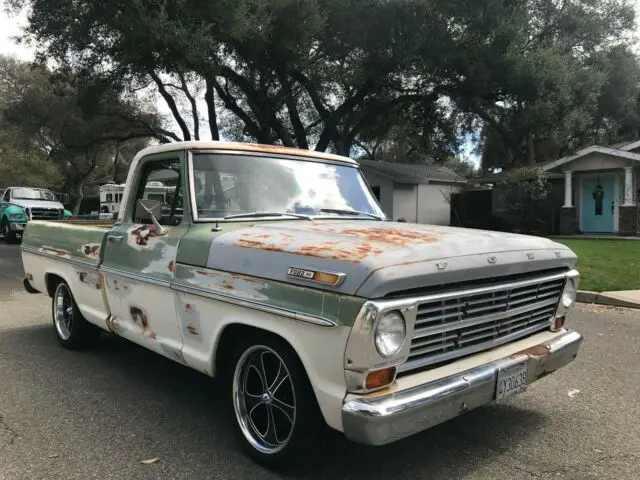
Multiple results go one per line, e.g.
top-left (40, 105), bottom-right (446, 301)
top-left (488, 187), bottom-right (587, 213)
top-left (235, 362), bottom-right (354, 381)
top-left (100, 152), bottom-right (189, 363)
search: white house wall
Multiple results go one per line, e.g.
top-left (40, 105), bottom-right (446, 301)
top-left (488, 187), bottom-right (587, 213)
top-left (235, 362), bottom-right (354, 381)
top-left (393, 183), bottom-right (418, 222)
top-left (417, 183), bottom-right (460, 226)
top-left (359, 170), bottom-right (394, 219)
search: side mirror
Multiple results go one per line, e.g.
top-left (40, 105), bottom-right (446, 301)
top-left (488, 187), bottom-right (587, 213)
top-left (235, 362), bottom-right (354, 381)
top-left (136, 200), bottom-right (168, 236)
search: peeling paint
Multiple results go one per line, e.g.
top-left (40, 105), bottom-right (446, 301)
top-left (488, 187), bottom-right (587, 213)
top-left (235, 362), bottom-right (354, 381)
top-left (130, 305), bottom-right (149, 333)
top-left (80, 243), bottom-right (101, 259)
top-left (39, 246), bottom-right (72, 259)
top-left (186, 270), bottom-right (269, 301)
top-left (126, 225), bottom-right (161, 250)
top-left (186, 323), bottom-right (198, 336)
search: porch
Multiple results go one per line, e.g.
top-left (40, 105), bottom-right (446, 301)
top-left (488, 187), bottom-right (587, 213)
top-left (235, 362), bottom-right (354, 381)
top-left (542, 145), bottom-right (640, 236)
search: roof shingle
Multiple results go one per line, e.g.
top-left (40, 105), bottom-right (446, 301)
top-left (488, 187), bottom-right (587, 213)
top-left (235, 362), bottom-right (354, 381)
top-left (357, 159), bottom-right (465, 184)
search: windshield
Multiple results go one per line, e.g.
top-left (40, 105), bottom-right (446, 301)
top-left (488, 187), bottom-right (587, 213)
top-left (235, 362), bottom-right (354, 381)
top-left (191, 153), bottom-right (385, 221)
top-left (12, 188), bottom-right (58, 201)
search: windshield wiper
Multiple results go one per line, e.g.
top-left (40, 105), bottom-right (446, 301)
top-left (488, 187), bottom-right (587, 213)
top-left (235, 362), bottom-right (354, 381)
top-left (319, 208), bottom-right (382, 220)
top-left (223, 211), bottom-right (313, 220)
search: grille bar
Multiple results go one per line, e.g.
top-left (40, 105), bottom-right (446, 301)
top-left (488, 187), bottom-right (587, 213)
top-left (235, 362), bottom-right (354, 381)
top-left (399, 272), bottom-right (566, 374)
top-left (30, 208), bottom-right (62, 220)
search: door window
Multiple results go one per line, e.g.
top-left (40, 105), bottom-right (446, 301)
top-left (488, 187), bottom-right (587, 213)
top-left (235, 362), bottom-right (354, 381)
top-left (133, 159), bottom-right (184, 226)
top-left (2, 189), bottom-right (10, 202)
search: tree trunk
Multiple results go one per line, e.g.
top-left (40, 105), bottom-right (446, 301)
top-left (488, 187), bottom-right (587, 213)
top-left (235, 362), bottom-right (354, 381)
top-left (526, 132), bottom-right (535, 165)
top-left (204, 78), bottom-right (220, 141)
top-left (73, 181), bottom-right (84, 216)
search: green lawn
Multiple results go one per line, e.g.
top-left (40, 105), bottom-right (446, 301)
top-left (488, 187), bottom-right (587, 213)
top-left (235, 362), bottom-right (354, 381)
top-left (554, 239), bottom-right (640, 292)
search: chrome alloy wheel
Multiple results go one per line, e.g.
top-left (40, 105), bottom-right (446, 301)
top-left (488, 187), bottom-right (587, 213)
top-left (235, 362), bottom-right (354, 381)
top-left (54, 284), bottom-right (74, 341)
top-left (232, 345), bottom-right (297, 455)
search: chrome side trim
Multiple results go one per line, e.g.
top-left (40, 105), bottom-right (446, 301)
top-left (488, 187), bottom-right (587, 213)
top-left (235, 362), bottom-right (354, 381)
top-left (99, 266), bottom-right (171, 288)
top-left (21, 245), bottom-right (97, 269)
top-left (172, 281), bottom-right (336, 328)
top-left (342, 330), bottom-right (583, 446)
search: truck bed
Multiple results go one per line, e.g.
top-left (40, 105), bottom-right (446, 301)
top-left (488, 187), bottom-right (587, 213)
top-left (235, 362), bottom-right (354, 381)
top-left (21, 220), bottom-right (111, 330)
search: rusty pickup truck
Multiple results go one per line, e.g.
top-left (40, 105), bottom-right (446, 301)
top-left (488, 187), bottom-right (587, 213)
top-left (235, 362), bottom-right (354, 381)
top-left (21, 141), bottom-right (583, 466)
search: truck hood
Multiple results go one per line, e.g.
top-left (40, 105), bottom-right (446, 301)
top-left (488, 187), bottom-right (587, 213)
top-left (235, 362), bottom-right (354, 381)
top-left (205, 220), bottom-right (577, 297)
top-left (10, 199), bottom-right (64, 210)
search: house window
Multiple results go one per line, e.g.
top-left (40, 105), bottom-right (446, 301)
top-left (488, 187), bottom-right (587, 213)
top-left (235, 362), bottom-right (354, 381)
top-left (371, 186), bottom-right (381, 201)
top-left (106, 194), bottom-right (113, 202)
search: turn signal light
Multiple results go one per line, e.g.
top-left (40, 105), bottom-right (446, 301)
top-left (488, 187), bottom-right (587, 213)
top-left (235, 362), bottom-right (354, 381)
top-left (365, 367), bottom-right (396, 390)
top-left (552, 316), bottom-right (566, 331)
top-left (313, 271), bottom-right (341, 285)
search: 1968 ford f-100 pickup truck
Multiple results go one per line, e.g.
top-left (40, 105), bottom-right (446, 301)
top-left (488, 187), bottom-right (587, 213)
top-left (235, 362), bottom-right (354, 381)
top-left (21, 141), bottom-right (583, 466)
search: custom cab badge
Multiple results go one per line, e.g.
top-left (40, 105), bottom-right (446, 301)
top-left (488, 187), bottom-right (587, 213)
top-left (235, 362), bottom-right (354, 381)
top-left (287, 267), bottom-right (345, 286)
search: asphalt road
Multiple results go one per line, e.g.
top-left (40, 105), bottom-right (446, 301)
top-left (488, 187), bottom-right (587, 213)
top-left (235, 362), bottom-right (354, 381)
top-left (0, 243), bottom-right (639, 479)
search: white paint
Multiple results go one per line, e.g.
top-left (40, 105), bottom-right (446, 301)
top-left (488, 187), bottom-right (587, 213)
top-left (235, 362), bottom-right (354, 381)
top-left (624, 166), bottom-right (634, 206)
top-left (176, 290), bottom-right (353, 432)
top-left (564, 171), bottom-right (573, 207)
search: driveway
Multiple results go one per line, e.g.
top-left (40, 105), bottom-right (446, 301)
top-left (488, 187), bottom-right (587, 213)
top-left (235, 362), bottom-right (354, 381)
top-left (0, 244), bottom-right (639, 479)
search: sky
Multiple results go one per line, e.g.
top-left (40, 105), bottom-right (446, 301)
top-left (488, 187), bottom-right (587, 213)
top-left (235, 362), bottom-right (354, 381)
top-left (2, 0), bottom-right (640, 168)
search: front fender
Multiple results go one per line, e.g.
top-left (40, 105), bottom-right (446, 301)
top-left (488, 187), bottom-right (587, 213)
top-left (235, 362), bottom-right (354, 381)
top-left (4, 204), bottom-right (27, 222)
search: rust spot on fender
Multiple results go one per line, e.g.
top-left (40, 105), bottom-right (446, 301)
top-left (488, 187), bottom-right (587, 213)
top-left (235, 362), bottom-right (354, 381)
top-left (168, 260), bottom-right (176, 273)
top-left (186, 323), bottom-right (198, 336)
top-left (78, 272), bottom-right (87, 282)
top-left (40, 246), bottom-right (71, 257)
top-left (185, 303), bottom-right (193, 313)
top-left (130, 306), bottom-right (149, 332)
top-left (26, 273), bottom-right (33, 281)
top-left (221, 280), bottom-right (234, 290)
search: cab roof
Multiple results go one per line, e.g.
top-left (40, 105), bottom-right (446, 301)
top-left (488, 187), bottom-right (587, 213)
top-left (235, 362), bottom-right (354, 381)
top-left (134, 141), bottom-right (358, 166)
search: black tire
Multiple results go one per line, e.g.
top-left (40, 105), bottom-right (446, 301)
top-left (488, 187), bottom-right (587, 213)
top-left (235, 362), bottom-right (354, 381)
top-left (51, 281), bottom-right (99, 350)
top-left (1, 218), bottom-right (18, 244)
top-left (224, 332), bottom-right (323, 468)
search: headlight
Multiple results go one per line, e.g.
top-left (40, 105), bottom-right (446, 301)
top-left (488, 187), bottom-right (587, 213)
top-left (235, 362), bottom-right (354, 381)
top-left (555, 270), bottom-right (579, 319)
top-left (374, 310), bottom-right (406, 357)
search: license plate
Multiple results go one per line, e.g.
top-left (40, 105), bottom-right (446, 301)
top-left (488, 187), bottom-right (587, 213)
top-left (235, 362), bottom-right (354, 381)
top-left (496, 361), bottom-right (528, 403)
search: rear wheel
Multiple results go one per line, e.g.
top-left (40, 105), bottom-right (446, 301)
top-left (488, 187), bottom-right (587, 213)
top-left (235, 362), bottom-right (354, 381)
top-left (226, 334), bottom-right (322, 468)
top-left (52, 281), bottom-right (98, 349)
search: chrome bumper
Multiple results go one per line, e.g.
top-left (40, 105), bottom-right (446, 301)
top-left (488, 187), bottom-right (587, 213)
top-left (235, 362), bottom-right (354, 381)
top-left (9, 222), bottom-right (25, 232)
top-left (342, 330), bottom-right (583, 446)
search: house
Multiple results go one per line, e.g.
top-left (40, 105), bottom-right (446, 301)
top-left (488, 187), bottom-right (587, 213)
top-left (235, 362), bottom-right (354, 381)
top-left (357, 159), bottom-right (467, 225)
top-left (541, 141), bottom-right (640, 236)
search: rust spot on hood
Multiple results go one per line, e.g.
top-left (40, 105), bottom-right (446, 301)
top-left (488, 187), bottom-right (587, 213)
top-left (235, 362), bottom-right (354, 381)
top-left (339, 227), bottom-right (440, 245)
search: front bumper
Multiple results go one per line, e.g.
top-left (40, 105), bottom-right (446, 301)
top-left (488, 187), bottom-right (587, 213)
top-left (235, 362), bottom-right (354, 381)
top-left (8, 222), bottom-right (26, 232)
top-left (342, 329), bottom-right (583, 446)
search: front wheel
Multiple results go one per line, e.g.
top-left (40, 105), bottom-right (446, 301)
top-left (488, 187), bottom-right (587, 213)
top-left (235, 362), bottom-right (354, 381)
top-left (1, 218), bottom-right (18, 244)
top-left (52, 281), bottom-right (98, 349)
top-left (228, 335), bottom-right (322, 467)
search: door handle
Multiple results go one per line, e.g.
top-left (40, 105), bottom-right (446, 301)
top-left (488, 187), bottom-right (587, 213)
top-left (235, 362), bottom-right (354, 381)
top-left (107, 234), bottom-right (123, 243)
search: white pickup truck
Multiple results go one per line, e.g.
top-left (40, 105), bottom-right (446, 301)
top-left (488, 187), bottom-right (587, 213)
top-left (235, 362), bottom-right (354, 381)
top-left (21, 141), bottom-right (583, 467)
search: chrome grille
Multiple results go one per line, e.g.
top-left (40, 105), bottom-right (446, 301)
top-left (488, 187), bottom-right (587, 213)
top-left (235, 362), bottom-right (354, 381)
top-left (30, 208), bottom-right (62, 220)
top-left (400, 273), bottom-right (565, 374)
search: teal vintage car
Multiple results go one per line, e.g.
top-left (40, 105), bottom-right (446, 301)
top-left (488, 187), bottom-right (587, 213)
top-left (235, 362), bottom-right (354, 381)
top-left (0, 187), bottom-right (72, 243)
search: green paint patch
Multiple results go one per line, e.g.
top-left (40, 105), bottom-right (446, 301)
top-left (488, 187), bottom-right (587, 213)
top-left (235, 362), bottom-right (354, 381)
top-left (554, 239), bottom-right (640, 292)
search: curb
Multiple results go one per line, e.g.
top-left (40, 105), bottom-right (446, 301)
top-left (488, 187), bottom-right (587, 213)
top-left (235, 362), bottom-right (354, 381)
top-left (577, 290), bottom-right (640, 309)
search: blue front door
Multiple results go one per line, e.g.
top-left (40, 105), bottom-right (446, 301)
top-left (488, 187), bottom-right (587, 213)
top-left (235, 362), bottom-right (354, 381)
top-left (582, 174), bottom-right (614, 233)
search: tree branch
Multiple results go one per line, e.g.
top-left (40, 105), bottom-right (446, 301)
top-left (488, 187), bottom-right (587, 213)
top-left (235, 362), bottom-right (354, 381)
top-left (178, 72), bottom-right (200, 140)
top-left (204, 77), bottom-right (220, 141)
top-left (149, 71), bottom-right (191, 141)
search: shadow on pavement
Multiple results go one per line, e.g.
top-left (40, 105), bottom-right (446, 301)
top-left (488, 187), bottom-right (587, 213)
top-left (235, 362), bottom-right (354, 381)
top-left (0, 323), bottom-right (549, 479)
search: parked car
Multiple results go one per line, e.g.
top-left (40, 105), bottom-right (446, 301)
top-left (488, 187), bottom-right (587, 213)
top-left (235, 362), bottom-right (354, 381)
top-left (20, 141), bottom-right (583, 467)
top-left (0, 186), bottom-right (72, 243)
